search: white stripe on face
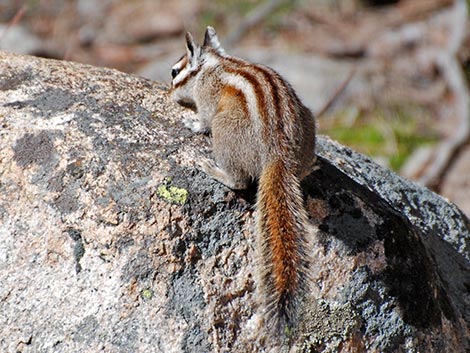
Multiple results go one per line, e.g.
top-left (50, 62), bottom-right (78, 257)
top-left (171, 56), bottom-right (190, 87)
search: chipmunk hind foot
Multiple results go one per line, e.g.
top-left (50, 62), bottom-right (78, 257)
top-left (198, 158), bottom-right (250, 190)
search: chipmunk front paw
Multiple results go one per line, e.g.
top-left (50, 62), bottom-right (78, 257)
top-left (183, 115), bottom-right (209, 134)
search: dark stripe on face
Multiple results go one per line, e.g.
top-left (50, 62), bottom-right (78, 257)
top-left (172, 66), bottom-right (199, 89)
top-left (171, 55), bottom-right (188, 83)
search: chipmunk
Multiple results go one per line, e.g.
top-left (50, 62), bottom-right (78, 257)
top-left (170, 27), bottom-right (316, 332)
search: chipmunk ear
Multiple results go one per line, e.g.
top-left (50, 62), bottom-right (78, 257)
top-left (203, 26), bottom-right (225, 55)
top-left (185, 32), bottom-right (201, 64)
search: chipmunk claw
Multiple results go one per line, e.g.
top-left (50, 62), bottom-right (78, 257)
top-left (197, 157), bottom-right (217, 174)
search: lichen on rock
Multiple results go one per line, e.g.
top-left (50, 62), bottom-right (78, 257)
top-left (0, 51), bottom-right (469, 353)
top-left (156, 184), bottom-right (188, 205)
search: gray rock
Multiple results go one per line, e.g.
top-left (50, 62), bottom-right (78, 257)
top-left (0, 24), bottom-right (42, 54)
top-left (0, 51), bottom-right (468, 353)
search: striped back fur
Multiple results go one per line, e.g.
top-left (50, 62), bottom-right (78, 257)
top-left (170, 27), bottom-right (316, 333)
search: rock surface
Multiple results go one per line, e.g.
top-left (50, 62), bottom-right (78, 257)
top-left (0, 51), bottom-right (469, 353)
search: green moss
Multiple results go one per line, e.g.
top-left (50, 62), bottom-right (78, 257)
top-left (201, 0), bottom-right (266, 29)
top-left (157, 185), bottom-right (188, 205)
top-left (327, 124), bottom-right (385, 150)
top-left (320, 105), bottom-right (439, 171)
top-left (218, 0), bottom-right (262, 15)
top-left (265, 1), bottom-right (296, 32)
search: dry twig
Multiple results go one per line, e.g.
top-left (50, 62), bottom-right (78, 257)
top-left (316, 66), bottom-right (356, 118)
top-left (418, 0), bottom-right (470, 189)
top-left (225, 0), bottom-right (290, 48)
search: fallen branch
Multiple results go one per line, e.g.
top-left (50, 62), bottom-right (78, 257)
top-left (315, 66), bottom-right (356, 118)
top-left (301, 0), bottom-right (454, 58)
top-left (418, 0), bottom-right (470, 189)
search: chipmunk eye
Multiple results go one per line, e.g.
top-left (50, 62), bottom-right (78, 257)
top-left (171, 68), bottom-right (180, 79)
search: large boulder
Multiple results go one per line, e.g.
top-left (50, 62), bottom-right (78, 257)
top-left (0, 51), bottom-right (468, 352)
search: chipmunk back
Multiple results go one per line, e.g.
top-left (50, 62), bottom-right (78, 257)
top-left (170, 27), bottom-right (316, 332)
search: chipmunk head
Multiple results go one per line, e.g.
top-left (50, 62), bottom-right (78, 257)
top-left (170, 26), bottom-right (225, 106)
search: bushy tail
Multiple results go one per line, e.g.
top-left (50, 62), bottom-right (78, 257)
top-left (256, 159), bottom-right (310, 331)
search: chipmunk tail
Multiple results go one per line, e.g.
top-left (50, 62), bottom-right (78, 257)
top-left (256, 158), bottom-right (311, 332)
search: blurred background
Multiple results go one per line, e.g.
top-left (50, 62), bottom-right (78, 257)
top-left (1, 0), bottom-right (469, 216)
